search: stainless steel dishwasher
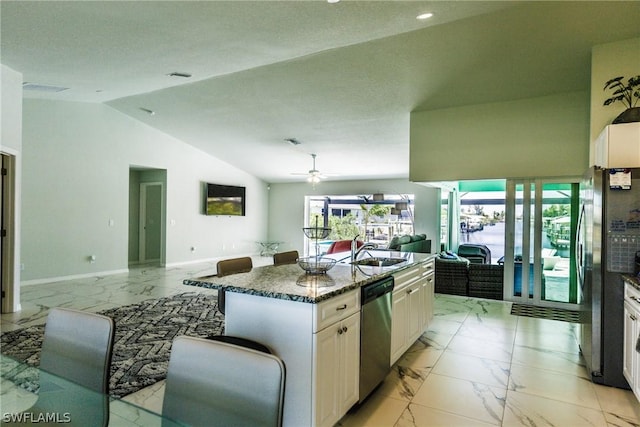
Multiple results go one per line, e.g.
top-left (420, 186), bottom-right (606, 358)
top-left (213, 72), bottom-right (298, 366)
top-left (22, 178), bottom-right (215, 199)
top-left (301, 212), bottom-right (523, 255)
top-left (359, 276), bottom-right (394, 403)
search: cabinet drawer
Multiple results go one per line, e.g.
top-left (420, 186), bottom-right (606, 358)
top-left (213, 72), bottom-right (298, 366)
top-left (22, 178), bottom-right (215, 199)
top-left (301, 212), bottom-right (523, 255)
top-left (393, 265), bottom-right (421, 290)
top-left (313, 290), bottom-right (360, 332)
top-left (420, 260), bottom-right (434, 277)
top-left (626, 282), bottom-right (640, 304)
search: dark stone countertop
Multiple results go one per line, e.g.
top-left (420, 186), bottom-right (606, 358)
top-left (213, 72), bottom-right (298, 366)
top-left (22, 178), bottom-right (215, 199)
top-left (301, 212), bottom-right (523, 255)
top-left (622, 274), bottom-right (640, 292)
top-left (183, 251), bottom-right (434, 304)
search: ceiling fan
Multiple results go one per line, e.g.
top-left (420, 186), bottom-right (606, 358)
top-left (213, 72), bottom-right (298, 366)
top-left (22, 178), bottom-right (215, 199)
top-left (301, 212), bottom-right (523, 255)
top-left (292, 153), bottom-right (335, 184)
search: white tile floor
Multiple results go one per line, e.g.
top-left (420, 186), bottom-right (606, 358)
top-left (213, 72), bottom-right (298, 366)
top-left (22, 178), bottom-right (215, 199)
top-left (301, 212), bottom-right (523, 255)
top-left (2, 258), bottom-right (640, 426)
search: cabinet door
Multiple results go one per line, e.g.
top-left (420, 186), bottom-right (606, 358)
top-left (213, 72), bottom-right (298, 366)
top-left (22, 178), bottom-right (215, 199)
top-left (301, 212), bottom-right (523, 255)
top-left (407, 281), bottom-right (423, 344)
top-left (624, 301), bottom-right (636, 385)
top-left (339, 312), bottom-right (360, 414)
top-left (390, 289), bottom-right (408, 365)
top-left (314, 323), bottom-right (341, 427)
top-left (422, 273), bottom-right (434, 330)
top-left (634, 313), bottom-right (640, 401)
top-left (314, 312), bottom-right (361, 427)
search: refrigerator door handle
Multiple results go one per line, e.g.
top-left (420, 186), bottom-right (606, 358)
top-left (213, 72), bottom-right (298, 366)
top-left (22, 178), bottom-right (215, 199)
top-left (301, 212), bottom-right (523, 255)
top-left (576, 204), bottom-right (585, 288)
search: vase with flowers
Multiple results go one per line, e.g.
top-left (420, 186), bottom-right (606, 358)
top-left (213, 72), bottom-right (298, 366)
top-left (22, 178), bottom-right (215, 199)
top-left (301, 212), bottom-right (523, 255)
top-left (603, 75), bottom-right (640, 124)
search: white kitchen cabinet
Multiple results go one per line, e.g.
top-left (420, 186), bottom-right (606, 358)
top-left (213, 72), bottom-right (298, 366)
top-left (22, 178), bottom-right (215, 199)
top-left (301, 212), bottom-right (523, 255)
top-left (623, 300), bottom-right (637, 389)
top-left (595, 122), bottom-right (640, 168)
top-left (390, 258), bottom-right (435, 365)
top-left (407, 281), bottom-right (423, 344)
top-left (225, 288), bottom-right (360, 427)
top-left (313, 311), bottom-right (360, 427)
top-left (390, 284), bottom-right (409, 365)
top-left (421, 259), bottom-right (435, 329)
top-left (623, 281), bottom-right (640, 402)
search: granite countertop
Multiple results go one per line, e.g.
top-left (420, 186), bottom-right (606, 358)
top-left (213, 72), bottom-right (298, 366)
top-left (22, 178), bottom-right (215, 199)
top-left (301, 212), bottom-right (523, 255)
top-left (183, 251), bottom-right (434, 304)
top-left (623, 274), bottom-right (640, 292)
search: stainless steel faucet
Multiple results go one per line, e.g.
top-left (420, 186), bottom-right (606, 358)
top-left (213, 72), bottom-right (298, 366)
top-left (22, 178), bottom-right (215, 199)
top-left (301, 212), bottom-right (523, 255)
top-left (351, 235), bottom-right (377, 263)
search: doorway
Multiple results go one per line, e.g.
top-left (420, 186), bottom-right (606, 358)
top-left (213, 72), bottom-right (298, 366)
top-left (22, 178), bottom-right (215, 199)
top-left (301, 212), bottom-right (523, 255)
top-left (139, 182), bottom-right (163, 263)
top-left (1, 153), bottom-right (17, 314)
top-left (129, 168), bottom-right (166, 266)
top-left (504, 178), bottom-right (579, 309)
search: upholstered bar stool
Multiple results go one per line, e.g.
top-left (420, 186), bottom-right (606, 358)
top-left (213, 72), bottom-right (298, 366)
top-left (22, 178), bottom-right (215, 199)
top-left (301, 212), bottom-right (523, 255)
top-left (273, 250), bottom-right (299, 266)
top-left (215, 257), bottom-right (253, 315)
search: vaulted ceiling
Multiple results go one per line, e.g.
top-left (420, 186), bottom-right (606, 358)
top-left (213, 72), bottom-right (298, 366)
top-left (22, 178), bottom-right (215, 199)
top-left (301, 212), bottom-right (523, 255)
top-left (2, 1), bottom-right (639, 183)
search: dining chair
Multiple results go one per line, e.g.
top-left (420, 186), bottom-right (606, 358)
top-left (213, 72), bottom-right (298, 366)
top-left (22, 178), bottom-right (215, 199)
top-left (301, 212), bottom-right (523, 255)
top-left (162, 336), bottom-right (286, 427)
top-left (215, 257), bottom-right (253, 315)
top-left (273, 250), bottom-right (299, 266)
top-left (27, 308), bottom-right (115, 427)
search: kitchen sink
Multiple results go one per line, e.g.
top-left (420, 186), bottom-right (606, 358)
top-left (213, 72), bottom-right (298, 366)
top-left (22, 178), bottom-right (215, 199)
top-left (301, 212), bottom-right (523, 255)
top-left (352, 257), bottom-right (406, 267)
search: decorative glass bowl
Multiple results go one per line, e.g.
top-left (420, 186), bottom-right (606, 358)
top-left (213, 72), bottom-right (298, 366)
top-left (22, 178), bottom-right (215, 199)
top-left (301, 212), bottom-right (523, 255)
top-left (297, 257), bottom-right (337, 274)
top-left (302, 227), bottom-right (331, 240)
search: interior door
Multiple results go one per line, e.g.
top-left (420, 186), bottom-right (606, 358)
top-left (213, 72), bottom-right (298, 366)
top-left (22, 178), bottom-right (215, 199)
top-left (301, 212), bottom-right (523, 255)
top-left (0, 153), bottom-right (16, 314)
top-left (0, 154), bottom-right (5, 313)
top-left (139, 182), bottom-right (163, 264)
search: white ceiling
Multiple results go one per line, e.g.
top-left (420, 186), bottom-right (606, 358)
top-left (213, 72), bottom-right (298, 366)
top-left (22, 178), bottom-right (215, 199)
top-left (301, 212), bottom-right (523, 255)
top-left (2, 1), bottom-right (639, 183)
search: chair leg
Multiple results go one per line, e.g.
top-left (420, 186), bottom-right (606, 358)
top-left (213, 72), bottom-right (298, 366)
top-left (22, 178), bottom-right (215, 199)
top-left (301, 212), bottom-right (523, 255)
top-left (218, 289), bottom-right (225, 315)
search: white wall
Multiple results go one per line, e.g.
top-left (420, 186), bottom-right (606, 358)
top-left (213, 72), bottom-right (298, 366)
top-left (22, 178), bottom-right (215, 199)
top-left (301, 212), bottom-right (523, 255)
top-left (590, 37), bottom-right (640, 163)
top-left (409, 91), bottom-right (590, 182)
top-left (21, 99), bottom-right (268, 282)
top-left (267, 179), bottom-right (440, 255)
top-left (0, 64), bottom-right (23, 312)
top-left (1, 65), bottom-right (23, 153)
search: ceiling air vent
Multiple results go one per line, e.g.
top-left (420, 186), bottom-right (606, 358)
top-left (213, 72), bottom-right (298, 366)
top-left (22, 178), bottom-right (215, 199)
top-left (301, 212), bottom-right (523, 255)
top-left (167, 72), bottom-right (192, 78)
top-left (22, 82), bottom-right (69, 93)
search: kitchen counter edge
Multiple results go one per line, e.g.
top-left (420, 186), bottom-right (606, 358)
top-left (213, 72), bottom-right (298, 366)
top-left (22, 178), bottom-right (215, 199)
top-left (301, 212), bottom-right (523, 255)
top-left (183, 252), bottom-right (435, 304)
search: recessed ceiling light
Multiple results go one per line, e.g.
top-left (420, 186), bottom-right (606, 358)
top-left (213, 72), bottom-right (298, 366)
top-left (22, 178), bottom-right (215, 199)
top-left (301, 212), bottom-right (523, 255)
top-left (327, 0), bottom-right (340, 3)
top-left (417, 12), bottom-right (434, 20)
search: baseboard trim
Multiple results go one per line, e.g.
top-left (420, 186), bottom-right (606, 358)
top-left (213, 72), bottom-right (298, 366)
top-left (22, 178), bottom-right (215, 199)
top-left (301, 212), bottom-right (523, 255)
top-left (165, 253), bottom-right (261, 269)
top-left (21, 269), bottom-right (130, 286)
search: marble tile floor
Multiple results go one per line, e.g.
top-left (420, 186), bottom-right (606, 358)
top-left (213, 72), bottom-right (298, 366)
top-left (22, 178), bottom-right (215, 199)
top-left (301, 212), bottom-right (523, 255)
top-left (2, 259), bottom-right (640, 426)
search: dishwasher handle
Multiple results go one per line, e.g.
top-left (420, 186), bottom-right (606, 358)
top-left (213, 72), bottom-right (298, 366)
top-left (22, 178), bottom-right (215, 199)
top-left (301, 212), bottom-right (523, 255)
top-left (361, 277), bottom-right (394, 304)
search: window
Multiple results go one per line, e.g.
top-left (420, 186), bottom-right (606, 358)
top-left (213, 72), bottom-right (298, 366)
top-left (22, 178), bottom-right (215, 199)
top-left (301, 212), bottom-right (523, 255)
top-left (305, 194), bottom-right (415, 256)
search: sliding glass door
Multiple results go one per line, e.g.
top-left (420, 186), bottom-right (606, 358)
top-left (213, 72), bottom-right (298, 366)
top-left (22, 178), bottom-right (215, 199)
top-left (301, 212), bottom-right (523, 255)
top-left (505, 179), bottom-right (579, 308)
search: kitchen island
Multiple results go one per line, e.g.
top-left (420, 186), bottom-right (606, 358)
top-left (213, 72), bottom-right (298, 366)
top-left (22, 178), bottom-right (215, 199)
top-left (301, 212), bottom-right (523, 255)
top-left (184, 251), bottom-right (434, 427)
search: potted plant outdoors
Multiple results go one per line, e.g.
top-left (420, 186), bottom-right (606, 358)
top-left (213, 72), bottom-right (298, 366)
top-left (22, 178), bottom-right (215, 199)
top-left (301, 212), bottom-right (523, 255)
top-left (603, 75), bottom-right (640, 124)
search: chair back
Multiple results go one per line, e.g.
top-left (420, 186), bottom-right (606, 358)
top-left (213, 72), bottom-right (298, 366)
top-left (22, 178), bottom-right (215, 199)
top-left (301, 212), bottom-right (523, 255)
top-left (273, 250), bottom-right (299, 266)
top-left (326, 240), bottom-right (362, 254)
top-left (37, 307), bottom-right (115, 427)
top-left (40, 307), bottom-right (115, 393)
top-left (216, 256), bottom-right (253, 277)
top-left (162, 336), bottom-right (286, 427)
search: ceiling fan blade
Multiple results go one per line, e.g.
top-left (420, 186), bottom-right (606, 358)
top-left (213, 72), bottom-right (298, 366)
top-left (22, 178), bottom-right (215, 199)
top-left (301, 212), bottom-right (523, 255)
top-left (289, 153), bottom-right (340, 180)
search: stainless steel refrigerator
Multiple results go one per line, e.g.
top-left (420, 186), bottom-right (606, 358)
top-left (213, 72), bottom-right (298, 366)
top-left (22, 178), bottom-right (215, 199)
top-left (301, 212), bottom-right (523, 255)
top-left (577, 166), bottom-right (640, 388)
